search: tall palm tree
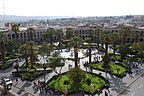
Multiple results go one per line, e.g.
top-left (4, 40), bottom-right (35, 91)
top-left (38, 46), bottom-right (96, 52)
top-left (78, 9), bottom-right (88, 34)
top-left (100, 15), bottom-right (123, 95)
top-left (95, 29), bottom-right (103, 49)
top-left (109, 32), bottom-right (120, 56)
top-left (117, 25), bottom-right (132, 45)
top-left (11, 24), bottom-right (19, 41)
top-left (99, 30), bottom-right (111, 55)
top-left (99, 30), bottom-right (111, 78)
top-left (66, 28), bottom-right (74, 40)
top-left (84, 29), bottom-right (94, 63)
top-left (0, 32), bottom-right (9, 65)
top-left (69, 36), bottom-right (84, 67)
top-left (27, 27), bottom-right (35, 41)
top-left (57, 29), bottom-right (64, 51)
top-left (11, 24), bottom-right (20, 55)
top-left (48, 53), bottom-right (65, 75)
top-left (43, 28), bottom-right (55, 45)
top-left (26, 41), bottom-right (36, 68)
top-left (85, 38), bottom-right (92, 63)
top-left (20, 44), bottom-right (29, 67)
top-left (39, 42), bottom-right (54, 62)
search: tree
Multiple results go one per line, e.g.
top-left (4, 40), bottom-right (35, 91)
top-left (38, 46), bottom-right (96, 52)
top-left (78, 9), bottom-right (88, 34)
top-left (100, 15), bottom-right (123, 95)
top-left (85, 38), bottom-right (92, 63)
top-left (27, 27), bottom-right (35, 41)
top-left (86, 29), bottom-right (94, 63)
top-left (0, 32), bottom-right (9, 65)
top-left (95, 29), bottom-right (103, 49)
top-left (119, 44), bottom-right (130, 61)
top-left (117, 25), bottom-right (132, 45)
top-left (67, 67), bottom-right (86, 92)
top-left (69, 36), bottom-right (84, 67)
top-left (57, 29), bottom-right (64, 51)
top-left (11, 24), bottom-right (19, 41)
top-left (43, 28), bottom-right (56, 45)
top-left (99, 30), bottom-right (111, 55)
top-left (39, 42), bottom-right (54, 62)
top-left (20, 44), bottom-right (29, 67)
top-left (48, 53), bottom-right (65, 75)
top-left (102, 54), bottom-right (111, 78)
top-left (109, 32), bottom-right (120, 56)
top-left (26, 41), bottom-right (37, 68)
top-left (65, 28), bottom-right (74, 40)
top-left (11, 24), bottom-right (20, 55)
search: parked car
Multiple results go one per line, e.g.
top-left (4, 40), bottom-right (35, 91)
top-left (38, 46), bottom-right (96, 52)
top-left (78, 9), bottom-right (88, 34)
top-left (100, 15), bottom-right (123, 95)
top-left (4, 78), bottom-right (13, 86)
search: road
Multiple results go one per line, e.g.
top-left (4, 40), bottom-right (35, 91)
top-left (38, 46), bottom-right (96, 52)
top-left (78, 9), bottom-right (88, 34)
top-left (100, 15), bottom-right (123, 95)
top-left (117, 71), bottom-right (144, 96)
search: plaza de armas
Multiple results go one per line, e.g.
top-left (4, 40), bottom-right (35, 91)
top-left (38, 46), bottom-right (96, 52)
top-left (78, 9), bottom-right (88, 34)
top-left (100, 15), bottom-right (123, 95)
top-left (0, 23), bottom-right (144, 96)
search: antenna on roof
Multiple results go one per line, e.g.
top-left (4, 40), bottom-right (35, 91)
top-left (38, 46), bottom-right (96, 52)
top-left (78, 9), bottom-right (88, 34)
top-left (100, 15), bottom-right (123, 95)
top-left (3, 0), bottom-right (5, 19)
top-left (3, 0), bottom-right (6, 28)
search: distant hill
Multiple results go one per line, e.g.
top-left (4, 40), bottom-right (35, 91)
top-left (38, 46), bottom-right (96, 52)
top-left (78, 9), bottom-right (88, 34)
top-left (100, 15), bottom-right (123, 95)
top-left (0, 15), bottom-right (73, 22)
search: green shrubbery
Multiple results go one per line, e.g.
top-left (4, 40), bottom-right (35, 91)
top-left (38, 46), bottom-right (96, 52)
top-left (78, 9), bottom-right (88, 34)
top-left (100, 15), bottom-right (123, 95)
top-left (0, 61), bottom-right (14, 70)
top-left (47, 72), bottom-right (108, 95)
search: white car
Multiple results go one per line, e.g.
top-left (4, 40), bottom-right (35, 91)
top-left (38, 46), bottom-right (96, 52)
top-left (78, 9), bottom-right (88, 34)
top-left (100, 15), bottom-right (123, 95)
top-left (3, 78), bottom-right (13, 86)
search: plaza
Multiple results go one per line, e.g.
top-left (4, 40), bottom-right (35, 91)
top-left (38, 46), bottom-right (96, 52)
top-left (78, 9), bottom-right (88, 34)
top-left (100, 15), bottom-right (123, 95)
top-left (1, 24), bottom-right (144, 96)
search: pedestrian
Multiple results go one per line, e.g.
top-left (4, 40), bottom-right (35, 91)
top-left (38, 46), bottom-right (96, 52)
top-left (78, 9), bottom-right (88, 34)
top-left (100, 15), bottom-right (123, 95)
top-left (16, 78), bottom-right (18, 84)
top-left (38, 80), bottom-right (42, 92)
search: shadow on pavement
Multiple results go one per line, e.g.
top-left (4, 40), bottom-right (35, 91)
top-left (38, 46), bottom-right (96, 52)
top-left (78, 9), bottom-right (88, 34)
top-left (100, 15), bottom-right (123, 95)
top-left (17, 81), bottom-right (32, 95)
top-left (109, 74), bottom-right (128, 94)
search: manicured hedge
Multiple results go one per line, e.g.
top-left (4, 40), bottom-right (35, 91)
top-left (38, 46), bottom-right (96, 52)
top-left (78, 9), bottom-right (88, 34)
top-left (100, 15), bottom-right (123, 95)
top-left (47, 72), bottom-right (108, 95)
top-left (12, 69), bottom-right (52, 81)
top-left (90, 62), bottom-right (127, 78)
top-left (0, 61), bottom-right (14, 70)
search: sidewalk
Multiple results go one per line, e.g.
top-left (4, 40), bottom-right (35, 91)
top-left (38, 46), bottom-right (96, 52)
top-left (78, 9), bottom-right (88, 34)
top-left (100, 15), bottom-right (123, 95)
top-left (8, 54), bottom-right (144, 96)
top-left (0, 85), bottom-right (15, 96)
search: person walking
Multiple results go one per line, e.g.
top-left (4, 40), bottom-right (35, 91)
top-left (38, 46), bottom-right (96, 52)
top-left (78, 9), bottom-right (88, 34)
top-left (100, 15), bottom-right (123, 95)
top-left (16, 78), bottom-right (18, 84)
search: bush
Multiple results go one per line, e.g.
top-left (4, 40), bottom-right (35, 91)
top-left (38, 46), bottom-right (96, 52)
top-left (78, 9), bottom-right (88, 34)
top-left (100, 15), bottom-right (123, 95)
top-left (86, 78), bottom-right (91, 86)
top-left (64, 80), bottom-right (69, 85)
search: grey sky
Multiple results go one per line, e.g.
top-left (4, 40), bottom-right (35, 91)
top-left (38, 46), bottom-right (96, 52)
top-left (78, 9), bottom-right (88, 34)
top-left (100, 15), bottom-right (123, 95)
top-left (0, 0), bottom-right (144, 16)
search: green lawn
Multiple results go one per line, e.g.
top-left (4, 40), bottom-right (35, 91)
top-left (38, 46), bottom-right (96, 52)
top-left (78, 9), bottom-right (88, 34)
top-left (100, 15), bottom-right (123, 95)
top-left (48, 73), bottom-right (107, 94)
top-left (90, 62), bottom-right (127, 76)
top-left (0, 61), bottom-right (14, 70)
top-left (20, 63), bottom-right (43, 69)
top-left (13, 69), bottom-right (44, 81)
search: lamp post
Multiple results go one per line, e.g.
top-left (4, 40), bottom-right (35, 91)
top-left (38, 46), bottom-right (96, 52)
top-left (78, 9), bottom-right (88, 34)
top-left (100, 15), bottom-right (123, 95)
top-left (64, 84), bottom-right (68, 96)
top-left (91, 83), bottom-right (94, 96)
top-left (43, 63), bottom-right (47, 83)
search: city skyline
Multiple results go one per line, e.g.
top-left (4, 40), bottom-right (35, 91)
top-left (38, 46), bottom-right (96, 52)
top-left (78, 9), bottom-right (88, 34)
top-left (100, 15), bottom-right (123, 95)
top-left (0, 0), bottom-right (144, 17)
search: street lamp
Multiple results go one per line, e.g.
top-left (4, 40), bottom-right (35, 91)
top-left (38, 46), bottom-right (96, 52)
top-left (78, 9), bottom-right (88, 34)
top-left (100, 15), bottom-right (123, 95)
top-left (43, 63), bottom-right (47, 83)
top-left (91, 83), bottom-right (94, 96)
top-left (64, 84), bottom-right (68, 96)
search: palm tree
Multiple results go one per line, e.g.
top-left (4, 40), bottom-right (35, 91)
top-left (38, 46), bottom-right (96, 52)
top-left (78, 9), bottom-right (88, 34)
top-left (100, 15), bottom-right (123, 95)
top-left (0, 32), bottom-right (9, 65)
top-left (117, 25), bottom-right (132, 45)
top-left (85, 38), bottom-right (92, 63)
top-left (26, 41), bottom-right (36, 68)
top-left (27, 27), bottom-right (35, 41)
top-left (66, 28), bottom-right (74, 40)
top-left (95, 29), bottom-right (103, 49)
top-left (99, 30), bottom-right (111, 55)
top-left (11, 24), bottom-right (20, 55)
top-left (69, 36), bottom-right (84, 67)
top-left (99, 30), bottom-right (111, 78)
top-left (109, 32), bottom-right (120, 56)
top-left (57, 29), bottom-right (64, 51)
top-left (20, 44), bottom-right (29, 67)
top-left (43, 28), bottom-right (55, 45)
top-left (11, 24), bottom-right (19, 41)
top-left (39, 42), bottom-right (54, 62)
top-left (48, 53), bottom-right (65, 75)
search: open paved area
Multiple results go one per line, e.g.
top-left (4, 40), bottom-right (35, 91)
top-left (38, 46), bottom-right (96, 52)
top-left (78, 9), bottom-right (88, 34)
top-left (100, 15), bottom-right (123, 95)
top-left (0, 49), bottom-right (144, 96)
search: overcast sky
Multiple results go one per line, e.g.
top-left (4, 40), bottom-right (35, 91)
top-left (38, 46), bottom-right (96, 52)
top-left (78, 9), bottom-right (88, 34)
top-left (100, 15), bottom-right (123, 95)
top-left (0, 0), bottom-right (144, 16)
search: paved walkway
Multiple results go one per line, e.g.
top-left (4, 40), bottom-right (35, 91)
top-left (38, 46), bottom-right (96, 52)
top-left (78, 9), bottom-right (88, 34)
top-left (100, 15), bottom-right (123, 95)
top-left (1, 50), bottom-right (144, 96)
